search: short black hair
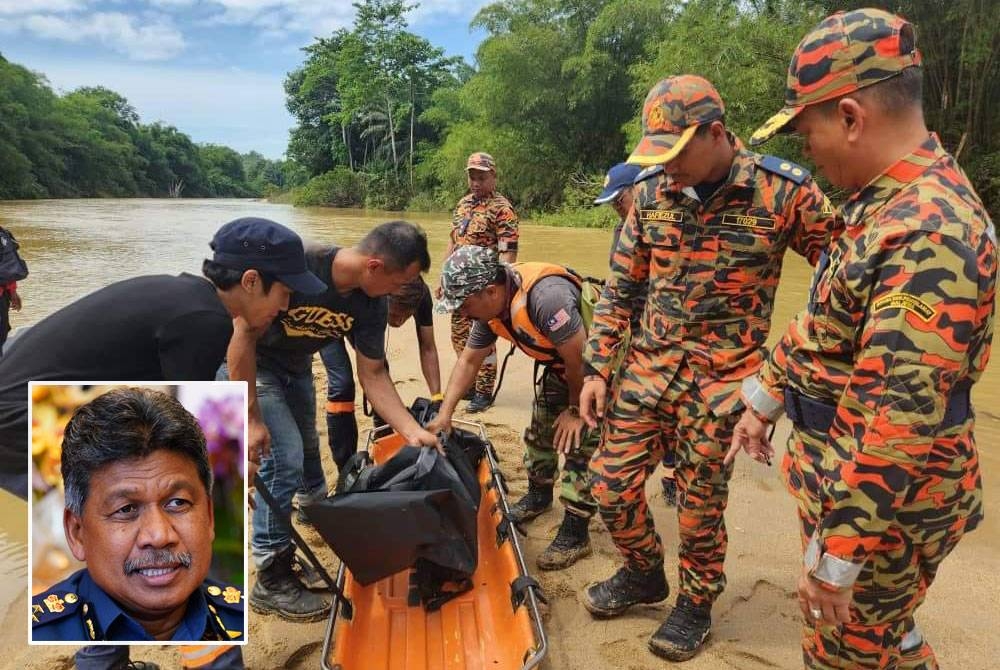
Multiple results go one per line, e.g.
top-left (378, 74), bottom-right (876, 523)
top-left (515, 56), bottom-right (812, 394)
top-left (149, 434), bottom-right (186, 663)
top-left (389, 276), bottom-right (429, 313)
top-left (859, 65), bottom-right (923, 112)
top-left (816, 65), bottom-right (922, 119)
top-left (202, 259), bottom-right (278, 292)
top-left (695, 115), bottom-right (726, 137)
top-left (357, 221), bottom-right (431, 272)
top-left (61, 387), bottom-right (213, 515)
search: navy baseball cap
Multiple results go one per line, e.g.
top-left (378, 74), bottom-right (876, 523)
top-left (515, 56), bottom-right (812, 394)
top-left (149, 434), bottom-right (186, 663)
top-left (594, 162), bottom-right (643, 204)
top-left (211, 217), bottom-right (327, 294)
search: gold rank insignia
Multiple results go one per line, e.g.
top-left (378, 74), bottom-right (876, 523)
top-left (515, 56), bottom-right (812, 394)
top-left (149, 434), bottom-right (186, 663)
top-left (222, 587), bottom-right (242, 604)
top-left (720, 213), bottom-right (776, 230)
top-left (641, 209), bottom-right (683, 222)
top-left (207, 585), bottom-right (222, 597)
top-left (31, 604), bottom-right (43, 622)
top-left (873, 293), bottom-right (936, 322)
top-left (43, 594), bottom-right (65, 613)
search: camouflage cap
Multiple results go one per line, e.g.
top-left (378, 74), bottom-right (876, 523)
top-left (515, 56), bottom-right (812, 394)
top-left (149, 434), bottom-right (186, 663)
top-left (466, 152), bottom-right (496, 172)
top-left (751, 8), bottom-right (922, 146)
top-left (434, 245), bottom-right (499, 314)
top-left (627, 75), bottom-right (725, 167)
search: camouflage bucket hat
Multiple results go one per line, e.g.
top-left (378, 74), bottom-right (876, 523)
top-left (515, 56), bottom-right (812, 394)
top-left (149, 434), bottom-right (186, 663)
top-left (751, 8), bottom-right (922, 146)
top-left (627, 75), bottom-right (725, 167)
top-left (434, 246), bottom-right (499, 314)
top-left (466, 152), bottom-right (496, 172)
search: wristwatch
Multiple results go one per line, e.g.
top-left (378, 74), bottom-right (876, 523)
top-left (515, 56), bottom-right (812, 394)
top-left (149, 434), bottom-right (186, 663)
top-left (804, 533), bottom-right (862, 591)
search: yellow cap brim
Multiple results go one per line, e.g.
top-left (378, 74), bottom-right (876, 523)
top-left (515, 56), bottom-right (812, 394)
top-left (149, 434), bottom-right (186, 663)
top-left (750, 106), bottom-right (803, 146)
top-left (626, 124), bottom-right (699, 167)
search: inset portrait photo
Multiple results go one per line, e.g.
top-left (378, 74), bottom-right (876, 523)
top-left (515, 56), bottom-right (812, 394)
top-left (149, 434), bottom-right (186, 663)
top-left (28, 382), bottom-right (248, 645)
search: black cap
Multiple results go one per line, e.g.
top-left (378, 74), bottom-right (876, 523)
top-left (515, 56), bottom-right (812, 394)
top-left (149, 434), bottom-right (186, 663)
top-left (210, 217), bottom-right (327, 294)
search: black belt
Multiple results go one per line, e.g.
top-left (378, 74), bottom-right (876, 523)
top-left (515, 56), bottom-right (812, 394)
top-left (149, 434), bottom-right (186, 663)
top-left (784, 384), bottom-right (972, 434)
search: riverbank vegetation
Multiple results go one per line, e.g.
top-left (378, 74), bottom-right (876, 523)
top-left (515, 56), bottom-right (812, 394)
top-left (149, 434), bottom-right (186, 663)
top-left (284, 0), bottom-right (999, 222)
top-left (2, 0), bottom-right (997, 221)
top-left (0, 54), bottom-right (292, 199)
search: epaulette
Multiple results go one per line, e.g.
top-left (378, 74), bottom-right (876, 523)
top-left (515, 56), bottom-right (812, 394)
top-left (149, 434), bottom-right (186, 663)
top-left (204, 580), bottom-right (244, 641)
top-left (633, 165), bottom-right (664, 184)
top-left (756, 155), bottom-right (810, 184)
top-left (205, 581), bottom-right (244, 611)
top-left (31, 589), bottom-right (82, 627)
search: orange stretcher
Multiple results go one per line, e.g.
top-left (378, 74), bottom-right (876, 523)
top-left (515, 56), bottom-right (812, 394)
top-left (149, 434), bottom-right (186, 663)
top-left (321, 420), bottom-right (548, 670)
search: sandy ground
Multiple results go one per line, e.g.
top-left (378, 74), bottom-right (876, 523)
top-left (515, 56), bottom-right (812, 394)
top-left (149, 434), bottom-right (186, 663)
top-left (7, 315), bottom-right (999, 669)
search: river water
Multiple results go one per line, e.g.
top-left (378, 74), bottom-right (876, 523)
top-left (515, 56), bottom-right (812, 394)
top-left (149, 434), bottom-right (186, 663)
top-left (0, 198), bottom-right (997, 649)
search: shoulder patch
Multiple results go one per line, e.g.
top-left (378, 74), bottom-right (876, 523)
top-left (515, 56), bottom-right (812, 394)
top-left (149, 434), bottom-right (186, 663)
top-left (633, 165), bottom-right (664, 184)
top-left (872, 293), bottom-right (936, 322)
top-left (757, 155), bottom-right (810, 184)
top-left (32, 591), bottom-right (82, 627)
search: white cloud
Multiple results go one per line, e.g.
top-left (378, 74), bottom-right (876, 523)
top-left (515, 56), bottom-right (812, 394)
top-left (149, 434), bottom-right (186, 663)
top-left (146, 0), bottom-right (198, 6)
top-left (409, 0), bottom-right (488, 24)
top-left (18, 11), bottom-right (186, 60)
top-left (0, 0), bottom-right (85, 15)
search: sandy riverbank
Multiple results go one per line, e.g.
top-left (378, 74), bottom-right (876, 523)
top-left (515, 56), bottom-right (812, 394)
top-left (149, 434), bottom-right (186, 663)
top-left (8, 313), bottom-right (999, 669)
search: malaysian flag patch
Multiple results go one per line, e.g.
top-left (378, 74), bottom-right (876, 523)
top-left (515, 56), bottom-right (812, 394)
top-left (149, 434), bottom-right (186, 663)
top-left (546, 308), bottom-right (570, 332)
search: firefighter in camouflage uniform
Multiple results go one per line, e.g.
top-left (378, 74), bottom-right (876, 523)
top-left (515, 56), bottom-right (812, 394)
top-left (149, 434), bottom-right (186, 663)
top-left (729, 8), bottom-right (996, 669)
top-left (443, 152), bottom-right (519, 413)
top-left (578, 74), bottom-right (841, 661)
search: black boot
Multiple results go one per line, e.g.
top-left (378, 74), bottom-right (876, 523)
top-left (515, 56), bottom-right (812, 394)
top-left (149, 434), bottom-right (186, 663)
top-left (112, 662), bottom-right (160, 670)
top-left (250, 545), bottom-right (331, 622)
top-left (583, 563), bottom-right (669, 618)
top-left (648, 595), bottom-right (713, 661)
top-left (536, 512), bottom-right (592, 570)
top-left (507, 481), bottom-right (553, 524)
top-left (662, 475), bottom-right (678, 508)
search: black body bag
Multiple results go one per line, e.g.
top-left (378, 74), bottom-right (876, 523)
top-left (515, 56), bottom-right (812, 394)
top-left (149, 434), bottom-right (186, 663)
top-left (306, 424), bottom-right (487, 610)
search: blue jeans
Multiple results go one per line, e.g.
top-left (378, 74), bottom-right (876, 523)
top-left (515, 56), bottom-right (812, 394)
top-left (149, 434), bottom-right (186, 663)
top-left (219, 362), bottom-right (320, 568)
top-left (75, 645), bottom-right (244, 669)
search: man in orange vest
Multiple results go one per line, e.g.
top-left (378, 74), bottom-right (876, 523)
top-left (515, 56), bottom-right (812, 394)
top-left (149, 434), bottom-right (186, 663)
top-left (429, 245), bottom-right (597, 570)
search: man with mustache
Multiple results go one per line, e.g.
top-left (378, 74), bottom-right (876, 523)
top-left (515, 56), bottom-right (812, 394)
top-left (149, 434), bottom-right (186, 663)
top-left (31, 387), bottom-right (244, 646)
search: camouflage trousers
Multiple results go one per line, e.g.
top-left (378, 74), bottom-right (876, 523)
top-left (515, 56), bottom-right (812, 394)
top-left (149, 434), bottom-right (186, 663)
top-left (590, 357), bottom-right (736, 606)
top-left (785, 425), bottom-right (981, 669)
top-left (523, 370), bottom-right (599, 517)
top-left (451, 312), bottom-right (496, 397)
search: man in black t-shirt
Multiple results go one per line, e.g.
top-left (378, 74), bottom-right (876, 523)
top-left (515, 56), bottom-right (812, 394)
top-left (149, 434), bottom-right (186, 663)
top-left (0, 217), bottom-right (323, 670)
top-left (234, 220), bottom-right (437, 623)
top-left (316, 276), bottom-right (441, 473)
top-left (0, 217), bottom-right (323, 500)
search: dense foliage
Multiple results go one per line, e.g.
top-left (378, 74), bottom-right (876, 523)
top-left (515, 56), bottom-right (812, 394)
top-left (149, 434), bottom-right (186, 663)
top-left (3, 0), bottom-right (997, 219)
top-left (286, 0), bottom-right (999, 220)
top-left (0, 55), bottom-right (291, 199)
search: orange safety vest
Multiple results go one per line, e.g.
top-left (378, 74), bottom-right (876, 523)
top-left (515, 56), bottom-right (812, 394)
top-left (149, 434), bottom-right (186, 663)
top-left (487, 263), bottom-right (582, 367)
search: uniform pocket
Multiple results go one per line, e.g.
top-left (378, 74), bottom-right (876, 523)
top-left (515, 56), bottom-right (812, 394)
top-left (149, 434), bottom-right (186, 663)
top-left (645, 219), bottom-right (684, 279)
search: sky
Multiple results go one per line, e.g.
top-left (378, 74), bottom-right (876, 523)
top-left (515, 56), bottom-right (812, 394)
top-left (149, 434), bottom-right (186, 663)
top-left (0, 0), bottom-right (491, 158)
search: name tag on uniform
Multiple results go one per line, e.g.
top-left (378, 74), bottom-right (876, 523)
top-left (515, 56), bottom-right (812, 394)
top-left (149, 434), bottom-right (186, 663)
top-left (720, 213), bottom-right (776, 230)
top-left (641, 209), bottom-right (683, 222)
top-left (873, 293), bottom-right (936, 322)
